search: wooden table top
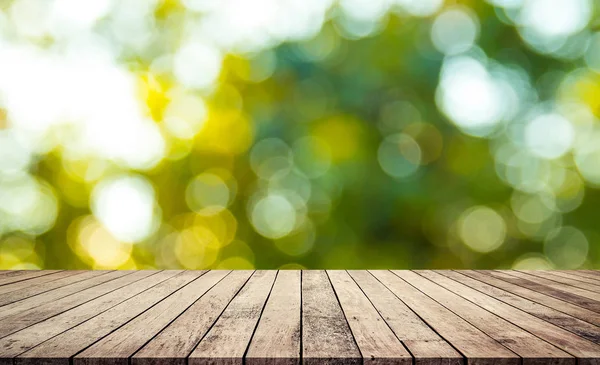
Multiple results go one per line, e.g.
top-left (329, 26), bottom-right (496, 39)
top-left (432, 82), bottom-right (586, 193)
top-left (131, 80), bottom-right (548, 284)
top-left (0, 270), bottom-right (599, 365)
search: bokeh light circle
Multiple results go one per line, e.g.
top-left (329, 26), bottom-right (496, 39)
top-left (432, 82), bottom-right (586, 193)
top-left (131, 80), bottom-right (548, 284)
top-left (186, 173), bottom-right (231, 215)
top-left (544, 226), bottom-right (589, 269)
top-left (378, 133), bottom-right (421, 178)
top-left (458, 206), bottom-right (506, 253)
top-left (91, 175), bottom-right (160, 243)
top-left (250, 193), bottom-right (297, 239)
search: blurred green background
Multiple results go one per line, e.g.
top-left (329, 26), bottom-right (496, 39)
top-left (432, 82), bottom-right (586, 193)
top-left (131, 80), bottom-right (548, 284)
top-left (0, 0), bottom-right (599, 270)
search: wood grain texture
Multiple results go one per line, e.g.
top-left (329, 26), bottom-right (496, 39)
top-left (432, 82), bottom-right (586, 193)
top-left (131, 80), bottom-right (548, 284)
top-left (132, 270), bottom-right (253, 365)
top-left (507, 271), bottom-right (600, 301)
top-left (14, 270), bottom-right (189, 365)
top-left (328, 270), bottom-right (412, 365)
top-left (444, 270), bottom-right (600, 342)
top-left (0, 270), bottom-right (117, 321)
top-left (0, 271), bottom-right (146, 338)
top-left (348, 270), bottom-right (463, 365)
top-left (487, 270), bottom-right (600, 313)
top-left (403, 270), bottom-right (574, 365)
top-left (246, 270), bottom-right (301, 365)
top-left (302, 270), bottom-right (361, 365)
top-left (519, 271), bottom-right (600, 294)
top-left (553, 271), bottom-right (600, 285)
top-left (0, 271), bottom-right (85, 304)
top-left (73, 270), bottom-right (222, 365)
top-left (416, 270), bottom-right (600, 365)
top-left (188, 270), bottom-right (277, 365)
top-left (583, 271), bottom-right (600, 278)
top-left (1, 270), bottom-right (600, 365)
top-left (370, 270), bottom-right (520, 365)
top-left (0, 270), bottom-right (60, 286)
top-left (460, 270), bottom-right (600, 327)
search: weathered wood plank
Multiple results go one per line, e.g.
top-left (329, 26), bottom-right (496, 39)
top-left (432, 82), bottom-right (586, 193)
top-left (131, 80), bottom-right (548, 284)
top-left (507, 271), bottom-right (600, 302)
top-left (0, 270), bottom-right (115, 321)
top-left (348, 270), bottom-right (463, 365)
top-left (554, 271), bottom-right (600, 285)
top-left (132, 271), bottom-right (252, 365)
top-left (0, 270), bottom-right (82, 296)
top-left (459, 270), bottom-right (600, 328)
top-left (401, 270), bottom-right (574, 365)
top-left (0, 271), bottom-right (182, 365)
top-left (245, 270), bottom-right (301, 365)
top-left (417, 270), bottom-right (600, 365)
top-left (0, 271), bottom-right (141, 337)
top-left (519, 271), bottom-right (600, 294)
top-left (302, 270), bottom-right (361, 365)
top-left (327, 270), bottom-right (412, 365)
top-left (0, 270), bottom-right (22, 277)
top-left (74, 270), bottom-right (229, 365)
top-left (370, 270), bottom-right (519, 365)
top-left (14, 271), bottom-right (194, 365)
top-left (0, 270), bottom-right (92, 307)
top-left (486, 270), bottom-right (600, 313)
top-left (0, 270), bottom-right (61, 286)
top-left (438, 270), bottom-right (600, 343)
top-left (0, 270), bottom-right (598, 365)
top-left (188, 270), bottom-right (276, 365)
top-left (582, 271), bottom-right (600, 278)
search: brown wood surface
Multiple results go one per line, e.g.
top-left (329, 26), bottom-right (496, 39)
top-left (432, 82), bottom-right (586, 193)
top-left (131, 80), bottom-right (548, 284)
top-left (459, 270), bottom-right (600, 327)
top-left (519, 271), bottom-right (600, 294)
top-left (348, 270), bottom-right (463, 365)
top-left (246, 270), bottom-right (301, 365)
top-left (188, 270), bottom-right (276, 365)
top-left (441, 271), bottom-right (600, 343)
top-left (0, 270), bottom-right (597, 365)
top-left (370, 270), bottom-right (520, 365)
top-left (133, 270), bottom-right (252, 365)
top-left (0, 270), bottom-right (61, 286)
top-left (416, 271), bottom-right (600, 365)
top-left (328, 270), bottom-right (412, 365)
top-left (486, 270), bottom-right (600, 313)
top-left (302, 270), bottom-right (361, 365)
top-left (400, 270), bottom-right (574, 365)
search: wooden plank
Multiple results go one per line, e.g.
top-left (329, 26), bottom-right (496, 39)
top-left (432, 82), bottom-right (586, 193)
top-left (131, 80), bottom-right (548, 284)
top-left (132, 271), bottom-right (253, 365)
top-left (370, 270), bottom-right (519, 365)
top-left (348, 270), bottom-right (463, 365)
top-left (0, 271), bottom-right (182, 365)
top-left (0, 270), bottom-right (115, 321)
top-left (0, 271), bottom-right (93, 307)
top-left (14, 271), bottom-right (201, 365)
top-left (398, 270), bottom-right (573, 364)
top-left (245, 270), bottom-right (301, 365)
top-left (416, 270), bottom-right (600, 365)
top-left (488, 271), bottom-right (600, 313)
top-left (508, 271), bottom-right (600, 301)
top-left (302, 270), bottom-right (361, 365)
top-left (327, 270), bottom-right (412, 365)
top-left (0, 270), bottom-right (22, 277)
top-left (519, 271), bottom-right (600, 294)
top-left (578, 270), bottom-right (600, 277)
top-left (583, 271), bottom-right (600, 278)
top-left (74, 270), bottom-right (230, 365)
top-left (558, 271), bottom-right (600, 283)
top-left (459, 270), bottom-right (600, 327)
top-left (0, 270), bottom-right (150, 338)
top-left (0, 270), bottom-right (82, 296)
top-left (0, 270), bottom-right (61, 286)
top-left (437, 270), bottom-right (600, 344)
top-left (188, 270), bottom-right (277, 365)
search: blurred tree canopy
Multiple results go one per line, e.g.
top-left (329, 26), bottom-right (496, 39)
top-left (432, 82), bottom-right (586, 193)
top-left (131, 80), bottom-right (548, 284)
top-left (0, 0), bottom-right (599, 269)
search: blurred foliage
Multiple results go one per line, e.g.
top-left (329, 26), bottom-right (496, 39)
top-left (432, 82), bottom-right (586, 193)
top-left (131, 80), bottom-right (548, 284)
top-left (0, 0), bottom-right (600, 269)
